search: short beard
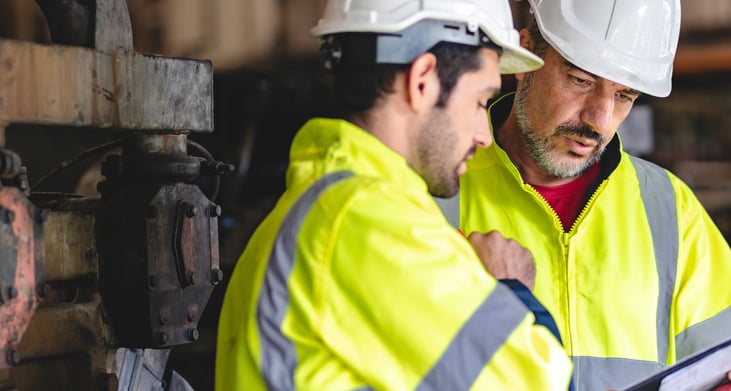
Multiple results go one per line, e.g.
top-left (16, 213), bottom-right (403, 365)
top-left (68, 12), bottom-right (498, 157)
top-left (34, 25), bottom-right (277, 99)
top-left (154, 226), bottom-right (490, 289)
top-left (418, 108), bottom-right (460, 198)
top-left (515, 74), bottom-right (605, 179)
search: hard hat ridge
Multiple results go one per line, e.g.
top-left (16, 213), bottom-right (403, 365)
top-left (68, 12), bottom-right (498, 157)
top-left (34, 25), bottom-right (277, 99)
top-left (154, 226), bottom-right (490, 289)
top-left (319, 19), bottom-right (503, 70)
top-left (312, 0), bottom-right (544, 74)
top-left (527, 0), bottom-right (681, 97)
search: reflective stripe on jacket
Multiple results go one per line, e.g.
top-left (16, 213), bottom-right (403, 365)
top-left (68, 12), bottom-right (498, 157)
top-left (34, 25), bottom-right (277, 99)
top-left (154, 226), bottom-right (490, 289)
top-left (457, 94), bottom-right (731, 391)
top-left (216, 118), bottom-right (573, 390)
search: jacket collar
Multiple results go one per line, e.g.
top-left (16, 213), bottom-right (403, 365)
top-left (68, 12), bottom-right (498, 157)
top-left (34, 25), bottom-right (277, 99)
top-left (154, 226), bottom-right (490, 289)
top-left (287, 118), bottom-right (427, 191)
top-left (486, 92), bottom-right (622, 183)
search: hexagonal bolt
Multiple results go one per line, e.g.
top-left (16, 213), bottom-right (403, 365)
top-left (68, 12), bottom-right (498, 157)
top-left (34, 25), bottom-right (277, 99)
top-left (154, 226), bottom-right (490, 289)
top-left (187, 272), bottom-right (197, 286)
top-left (186, 328), bottom-right (200, 342)
top-left (184, 203), bottom-right (199, 218)
top-left (159, 308), bottom-right (171, 325)
top-left (6, 349), bottom-right (20, 366)
top-left (209, 204), bottom-right (222, 218)
top-left (214, 161), bottom-right (235, 175)
top-left (211, 269), bottom-right (224, 285)
top-left (187, 310), bottom-right (198, 322)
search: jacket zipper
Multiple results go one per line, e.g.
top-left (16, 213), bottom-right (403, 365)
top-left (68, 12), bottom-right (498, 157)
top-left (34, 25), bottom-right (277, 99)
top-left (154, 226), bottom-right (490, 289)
top-left (523, 183), bottom-right (574, 354)
top-left (522, 179), bottom-right (608, 357)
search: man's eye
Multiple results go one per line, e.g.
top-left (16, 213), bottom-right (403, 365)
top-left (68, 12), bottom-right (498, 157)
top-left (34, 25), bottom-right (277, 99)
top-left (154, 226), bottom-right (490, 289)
top-left (569, 75), bottom-right (590, 86)
top-left (618, 93), bottom-right (636, 103)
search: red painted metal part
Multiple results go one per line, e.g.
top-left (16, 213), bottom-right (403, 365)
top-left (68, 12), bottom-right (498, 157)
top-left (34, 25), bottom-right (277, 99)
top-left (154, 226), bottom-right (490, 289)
top-left (0, 187), bottom-right (44, 368)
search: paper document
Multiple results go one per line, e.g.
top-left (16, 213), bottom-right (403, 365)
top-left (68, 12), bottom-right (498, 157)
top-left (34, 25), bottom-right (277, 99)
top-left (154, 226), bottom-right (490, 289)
top-left (623, 337), bottom-right (731, 391)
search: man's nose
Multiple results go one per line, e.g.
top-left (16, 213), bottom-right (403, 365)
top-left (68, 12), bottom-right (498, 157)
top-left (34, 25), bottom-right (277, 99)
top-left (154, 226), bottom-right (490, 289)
top-left (474, 112), bottom-right (493, 147)
top-left (579, 91), bottom-right (614, 134)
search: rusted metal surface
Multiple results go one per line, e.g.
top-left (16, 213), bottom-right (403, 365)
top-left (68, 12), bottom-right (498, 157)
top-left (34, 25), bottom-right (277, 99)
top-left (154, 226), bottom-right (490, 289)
top-left (43, 211), bottom-right (97, 281)
top-left (114, 54), bottom-right (213, 132)
top-left (0, 187), bottom-right (45, 368)
top-left (97, 180), bottom-right (221, 348)
top-left (93, 0), bottom-right (134, 54)
top-left (0, 0), bottom-right (218, 388)
top-left (0, 40), bottom-right (213, 132)
top-left (0, 353), bottom-right (95, 390)
top-left (17, 294), bottom-right (114, 358)
top-left (0, 0), bottom-right (212, 133)
top-left (101, 135), bottom-right (201, 183)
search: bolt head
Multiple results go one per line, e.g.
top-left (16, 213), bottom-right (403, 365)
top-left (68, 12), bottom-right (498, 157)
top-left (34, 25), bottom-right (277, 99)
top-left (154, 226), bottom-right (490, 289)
top-left (211, 269), bottom-right (224, 285)
top-left (6, 349), bottom-right (20, 366)
top-left (187, 328), bottom-right (199, 341)
top-left (159, 308), bottom-right (171, 324)
top-left (187, 311), bottom-right (198, 322)
top-left (209, 204), bottom-right (222, 217)
top-left (184, 203), bottom-right (199, 217)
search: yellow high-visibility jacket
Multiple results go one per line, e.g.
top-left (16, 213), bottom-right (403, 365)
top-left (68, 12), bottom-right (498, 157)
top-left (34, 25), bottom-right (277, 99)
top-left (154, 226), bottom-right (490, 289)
top-left (216, 118), bottom-right (572, 390)
top-left (457, 94), bottom-right (731, 391)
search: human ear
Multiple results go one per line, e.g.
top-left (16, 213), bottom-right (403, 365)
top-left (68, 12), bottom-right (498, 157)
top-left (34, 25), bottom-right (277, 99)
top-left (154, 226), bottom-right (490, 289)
top-left (515, 29), bottom-right (534, 82)
top-left (407, 52), bottom-right (440, 112)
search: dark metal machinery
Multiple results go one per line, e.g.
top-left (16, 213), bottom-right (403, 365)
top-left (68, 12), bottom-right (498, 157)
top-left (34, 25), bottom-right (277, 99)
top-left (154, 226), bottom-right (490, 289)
top-left (96, 134), bottom-right (225, 348)
top-left (0, 0), bottom-right (226, 389)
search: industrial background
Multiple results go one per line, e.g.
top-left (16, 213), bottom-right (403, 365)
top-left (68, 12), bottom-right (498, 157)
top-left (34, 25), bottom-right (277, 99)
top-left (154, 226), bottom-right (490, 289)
top-left (0, 0), bottom-right (728, 390)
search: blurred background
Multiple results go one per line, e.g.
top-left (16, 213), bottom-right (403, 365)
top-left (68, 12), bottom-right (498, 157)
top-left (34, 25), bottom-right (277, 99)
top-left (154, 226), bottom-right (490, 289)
top-left (0, 0), bottom-right (729, 389)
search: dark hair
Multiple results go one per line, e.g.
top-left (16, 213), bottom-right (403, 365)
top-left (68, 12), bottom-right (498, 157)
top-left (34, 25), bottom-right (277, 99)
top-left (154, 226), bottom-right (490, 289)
top-left (526, 18), bottom-right (549, 57)
top-left (330, 41), bottom-right (484, 117)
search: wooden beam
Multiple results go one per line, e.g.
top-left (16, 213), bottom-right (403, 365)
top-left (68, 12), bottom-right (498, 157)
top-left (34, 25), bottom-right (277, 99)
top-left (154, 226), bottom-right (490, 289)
top-left (0, 39), bottom-right (213, 132)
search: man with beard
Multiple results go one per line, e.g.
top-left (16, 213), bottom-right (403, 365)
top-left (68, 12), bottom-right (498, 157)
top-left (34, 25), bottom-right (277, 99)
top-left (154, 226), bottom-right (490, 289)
top-left (448, 0), bottom-right (731, 390)
top-left (216, 0), bottom-right (575, 389)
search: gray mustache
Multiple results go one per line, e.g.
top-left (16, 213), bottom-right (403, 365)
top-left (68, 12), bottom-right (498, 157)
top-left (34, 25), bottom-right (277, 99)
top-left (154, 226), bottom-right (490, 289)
top-left (555, 124), bottom-right (605, 144)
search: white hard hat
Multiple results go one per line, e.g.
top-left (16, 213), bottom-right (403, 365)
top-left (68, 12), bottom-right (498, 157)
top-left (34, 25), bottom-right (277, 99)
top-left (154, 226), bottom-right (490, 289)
top-left (311, 0), bottom-right (544, 74)
top-left (527, 0), bottom-right (680, 97)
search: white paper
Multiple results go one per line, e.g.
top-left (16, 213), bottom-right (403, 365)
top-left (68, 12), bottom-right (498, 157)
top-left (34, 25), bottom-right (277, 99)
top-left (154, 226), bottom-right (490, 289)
top-left (658, 344), bottom-right (731, 391)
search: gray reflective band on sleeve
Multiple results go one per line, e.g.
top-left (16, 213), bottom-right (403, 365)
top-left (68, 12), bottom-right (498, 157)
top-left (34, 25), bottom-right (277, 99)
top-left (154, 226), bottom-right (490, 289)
top-left (416, 283), bottom-right (529, 391)
top-left (676, 305), bottom-right (731, 359)
top-left (572, 356), bottom-right (664, 391)
top-left (256, 171), bottom-right (354, 390)
top-left (631, 156), bottom-right (679, 364)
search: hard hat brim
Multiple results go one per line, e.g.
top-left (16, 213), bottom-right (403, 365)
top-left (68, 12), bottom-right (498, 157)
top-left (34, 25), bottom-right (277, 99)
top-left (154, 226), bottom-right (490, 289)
top-left (498, 45), bottom-right (544, 74)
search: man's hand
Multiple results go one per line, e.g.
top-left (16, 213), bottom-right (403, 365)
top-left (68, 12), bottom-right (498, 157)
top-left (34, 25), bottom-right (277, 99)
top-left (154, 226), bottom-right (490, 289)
top-left (713, 371), bottom-right (731, 391)
top-left (466, 230), bottom-right (535, 290)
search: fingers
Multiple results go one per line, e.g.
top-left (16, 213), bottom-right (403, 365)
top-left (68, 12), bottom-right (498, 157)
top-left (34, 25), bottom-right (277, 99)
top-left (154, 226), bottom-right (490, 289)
top-left (467, 230), bottom-right (536, 290)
